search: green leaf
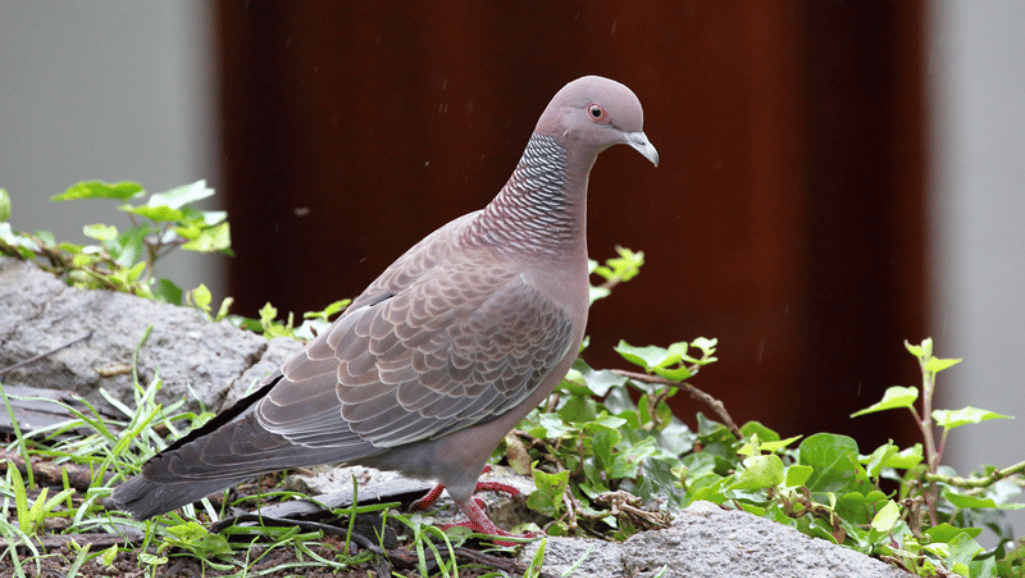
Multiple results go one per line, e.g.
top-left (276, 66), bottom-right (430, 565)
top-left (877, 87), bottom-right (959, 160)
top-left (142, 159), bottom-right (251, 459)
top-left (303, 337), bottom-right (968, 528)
top-left (614, 341), bottom-right (677, 371)
top-left (651, 364), bottom-right (692, 381)
top-left (633, 456), bottom-right (687, 505)
top-left (731, 455), bottom-right (785, 490)
top-left (925, 523), bottom-right (982, 542)
top-left (905, 338), bottom-right (932, 359)
top-left (589, 286), bottom-right (611, 303)
top-left (760, 435), bottom-right (802, 453)
top-left (864, 441), bottom-right (897, 478)
top-left (153, 278), bottom-right (183, 305)
top-left (886, 444), bottom-right (924, 469)
top-left (945, 532), bottom-right (984, 574)
top-left (181, 221), bottom-right (231, 252)
top-left (0, 189), bottom-right (10, 221)
top-left (189, 284), bottom-right (213, 312)
top-left (149, 180), bottom-right (215, 209)
top-left (526, 468), bottom-right (569, 517)
top-left (690, 336), bottom-right (718, 356)
top-left (121, 204), bottom-right (185, 222)
top-left (945, 492), bottom-right (997, 510)
top-left (850, 386), bottom-right (919, 418)
top-left (870, 500), bottom-right (900, 532)
top-left (590, 428), bottom-right (622, 472)
top-left (320, 299), bottom-right (350, 317)
top-left (533, 413), bottom-right (572, 439)
top-left (799, 433), bottom-right (868, 494)
top-left (784, 465), bottom-right (813, 487)
top-left (101, 544), bottom-right (119, 566)
top-left (740, 421), bottom-right (781, 442)
top-left (579, 368), bottom-right (628, 397)
top-left (933, 406), bottom-right (1012, 430)
top-left (54, 180), bottom-right (144, 201)
top-left (924, 356), bottom-right (962, 373)
top-left (162, 521), bottom-right (233, 558)
top-left (113, 225), bottom-right (149, 268)
top-left (83, 223), bottom-right (118, 241)
top-left (198, 209), bottom-right (227, 226)
top-left (559, 395), bottom-right (599, 423)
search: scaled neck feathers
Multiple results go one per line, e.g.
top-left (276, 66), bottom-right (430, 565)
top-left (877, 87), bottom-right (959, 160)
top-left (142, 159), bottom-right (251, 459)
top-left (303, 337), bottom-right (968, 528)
top-left (466, 134), bottom-right (583, 258)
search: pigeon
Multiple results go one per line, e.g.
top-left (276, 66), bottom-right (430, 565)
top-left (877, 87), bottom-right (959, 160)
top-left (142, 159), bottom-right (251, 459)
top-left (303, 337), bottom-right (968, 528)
top-left (113, 75), bottom-right (658, 539)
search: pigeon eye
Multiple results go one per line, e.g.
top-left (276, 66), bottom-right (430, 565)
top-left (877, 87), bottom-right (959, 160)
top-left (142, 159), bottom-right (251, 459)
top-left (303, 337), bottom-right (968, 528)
top-left (587, 103), bottom-right (609, 123)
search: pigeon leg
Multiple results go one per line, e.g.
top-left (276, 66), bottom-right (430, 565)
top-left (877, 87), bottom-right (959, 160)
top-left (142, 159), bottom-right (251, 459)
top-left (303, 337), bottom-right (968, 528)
top-left (409, 465), bottom-right (521, 511)
top-left (443, 496), bottom-right (537, 546)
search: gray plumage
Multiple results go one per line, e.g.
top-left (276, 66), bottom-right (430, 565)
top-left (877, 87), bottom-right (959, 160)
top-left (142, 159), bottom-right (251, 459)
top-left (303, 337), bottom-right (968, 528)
top-left (113, 75), bottom-right (658, 536)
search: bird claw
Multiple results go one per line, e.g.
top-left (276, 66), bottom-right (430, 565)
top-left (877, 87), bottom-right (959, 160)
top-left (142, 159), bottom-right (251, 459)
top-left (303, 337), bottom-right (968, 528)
top-left (409, 466), bottom-right (521, 511)
top-left (436, 519), bottom-right (538, 547)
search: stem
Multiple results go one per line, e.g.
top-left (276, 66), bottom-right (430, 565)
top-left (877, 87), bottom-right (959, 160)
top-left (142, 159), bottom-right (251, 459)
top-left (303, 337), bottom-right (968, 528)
top-left (925, 460), bottom-right (1025, 489)
top-left (917, 359), bottom-right (941, 525)
top-left (611, 369), bottom-right (741, 438)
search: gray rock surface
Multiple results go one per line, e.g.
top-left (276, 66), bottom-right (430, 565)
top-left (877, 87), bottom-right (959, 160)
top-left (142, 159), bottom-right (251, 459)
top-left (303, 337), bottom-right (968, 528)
top-left (0, 257), bottom-right (276, 413)
top-left (520, 501), bottom-right (911, 578)
top-left (0, 258), bottom-right (913, 577)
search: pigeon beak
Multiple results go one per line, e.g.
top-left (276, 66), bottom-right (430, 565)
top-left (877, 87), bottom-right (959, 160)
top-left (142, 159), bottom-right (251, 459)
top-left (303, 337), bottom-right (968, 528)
top-left (625, 131), bottom-right (659, 167)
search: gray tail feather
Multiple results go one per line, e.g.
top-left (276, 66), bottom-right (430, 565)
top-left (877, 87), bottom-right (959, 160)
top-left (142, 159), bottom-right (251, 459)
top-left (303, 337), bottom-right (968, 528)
top-left (112, 475), bottom-right (249, 520)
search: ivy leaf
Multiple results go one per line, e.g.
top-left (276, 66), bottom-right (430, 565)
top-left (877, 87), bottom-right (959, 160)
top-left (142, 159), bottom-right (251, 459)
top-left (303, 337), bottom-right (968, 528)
top-left (944, 492), bottom-right (997, 510)
top-left (850, 386), bottom-right (919, 418)
top-left (154, 278), bottom-right (183, 305)
top-left (760, 435), bottom-right (802, 453)
top-left (870, 500), bottom-right (900, 532)
top-left (0, 189), bottom-right (10, 221)
top-left (740, 421), bottom-right (781, 442)
top-left (932, 407), bottom-right (1012, 430)
top-left (651, 364), bottom-right (692, 381)
top-left (180, 221), bottom-right (231, 252)
top-left (113, 226), bottom-right (149, 268)
top-left (944, 533), bottom-right (984, 575)
top-left (189, 284), bottom-right (213, 313)
top-left (148, 180), bottom-right (215, 209)
top-left (731, 455), bottom-right (784, 490)
top-left (122, 204), bottom-right (185, 222)
top-left (83, 223), bottom-right (119, 242)
top-left (525, 467), bottom-right (569, 518)
top-left (799, 433), bottom-right (868, 495)
top-left (905, 338), bottom-right (932, 359)
top-left (614, 341), bottom-right (678, 371)
top-left (924, 356), bottom-right (961, 373)
top-left (54, 181), bottom-right (144, 201)
top-left (579, 368), bottom-right (628, 397)
top-left (784, 465), bottom-right (813, 488)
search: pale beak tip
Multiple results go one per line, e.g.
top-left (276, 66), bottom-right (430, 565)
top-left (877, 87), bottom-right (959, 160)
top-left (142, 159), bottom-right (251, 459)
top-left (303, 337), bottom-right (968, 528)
top-left (627, 131), bottom-right (659, 167)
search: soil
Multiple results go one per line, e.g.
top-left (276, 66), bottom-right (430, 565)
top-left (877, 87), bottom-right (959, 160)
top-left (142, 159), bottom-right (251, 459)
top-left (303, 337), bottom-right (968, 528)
top-left (1, 533), bottom-right (510, 577)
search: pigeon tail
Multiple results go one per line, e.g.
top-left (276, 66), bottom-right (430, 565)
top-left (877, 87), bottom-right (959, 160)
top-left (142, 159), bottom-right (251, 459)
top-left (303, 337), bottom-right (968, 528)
top-left (114, 474), bottom-right (250, 520)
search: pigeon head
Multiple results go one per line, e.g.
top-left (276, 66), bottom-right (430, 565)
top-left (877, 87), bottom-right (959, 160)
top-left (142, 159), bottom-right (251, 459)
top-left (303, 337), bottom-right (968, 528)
top-left (536, 75), bottom-right (659, 167)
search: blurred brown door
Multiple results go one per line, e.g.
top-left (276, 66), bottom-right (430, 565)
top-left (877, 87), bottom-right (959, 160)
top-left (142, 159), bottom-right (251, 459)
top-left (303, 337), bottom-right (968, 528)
top-left (215, 1), bottom-right (926, 446)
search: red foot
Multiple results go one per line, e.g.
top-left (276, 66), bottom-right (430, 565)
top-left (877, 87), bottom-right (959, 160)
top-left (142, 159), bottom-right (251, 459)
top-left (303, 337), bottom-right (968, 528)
top-left (444, 496), bottom-right (537, 546)
top-left (409, 466), bottom-right (534, 545)
top-left (410, 465), bottom-right (520, 511)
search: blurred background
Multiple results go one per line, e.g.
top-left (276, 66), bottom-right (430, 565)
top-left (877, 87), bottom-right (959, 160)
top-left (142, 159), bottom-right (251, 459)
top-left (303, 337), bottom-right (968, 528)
top-left (1, 0), bottom-right (1022, 524)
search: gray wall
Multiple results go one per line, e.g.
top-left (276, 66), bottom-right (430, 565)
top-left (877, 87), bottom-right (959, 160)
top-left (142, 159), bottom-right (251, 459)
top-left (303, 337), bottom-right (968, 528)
top-left (931, 0), bottom-right (1025, 536)
top-left (0, 1), bottom-right (222, 298)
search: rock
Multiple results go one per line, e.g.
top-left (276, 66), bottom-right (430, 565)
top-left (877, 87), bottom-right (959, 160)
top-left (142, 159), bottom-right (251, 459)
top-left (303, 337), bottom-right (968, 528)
top-left (621, 501), bottom-right (910, 578)
top-left (0, 257), bottom-right (276, 413)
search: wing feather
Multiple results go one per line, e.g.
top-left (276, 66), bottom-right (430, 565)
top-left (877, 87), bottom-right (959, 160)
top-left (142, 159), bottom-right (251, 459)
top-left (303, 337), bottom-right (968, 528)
top-left (255, 251), bottom-right (575, 451)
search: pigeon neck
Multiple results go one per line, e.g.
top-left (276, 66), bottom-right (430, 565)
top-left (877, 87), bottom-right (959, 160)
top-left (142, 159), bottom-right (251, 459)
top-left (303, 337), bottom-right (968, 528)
top-left (469, 134), bottom-right (588, 259)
